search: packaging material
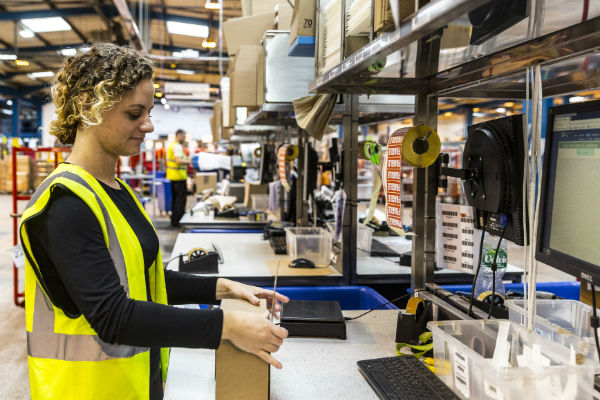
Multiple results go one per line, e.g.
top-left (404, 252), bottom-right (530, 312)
top-left (221, 77), bottom-right (233, 128)
top-left (346, 0), bottom-right (371, 36)
top-left (223, 12), bottom-right (275, 56)
top-left (251, 194), bottom-right (270, 211)
top-left (194, 172), bottom-right (218, 193)
top-left (289, 0), bottom-right (317, 46)
top-left (292, 94), bottom-right (336, 141)
top-left (242, 0), bottom-right (288, 16)
top-left (436, 201), bottom-right (480, 274)
top-left (428, 319), bottom-right (595, 400)
top-left (284, 227), bottom-right (332, 266)
top-left (505, 299), bottom-right (598, 366)
top-left (321, 0), bottom-right (342, 72)
top-left (373, 0), bottom-right (395, 33)
top-left (275, 3), bottom-right (293, 29)
top-left (215, 299), bottom-right (269, 400)
top-left (357, 224), bottom-right (373, 254)
top-left (231, 45), bottom-right (264, 107)
top-left (440, 24), bottom-right (472, 50)
top-left (389, 0), bottom-right (417, 28)
top-left (243, 182), bottom-right (269, 208)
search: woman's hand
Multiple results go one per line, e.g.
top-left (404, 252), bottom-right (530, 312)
top-left (216, 278), bottom-right (290, 318)
top-left (222, 310), bottom-right (289, 368)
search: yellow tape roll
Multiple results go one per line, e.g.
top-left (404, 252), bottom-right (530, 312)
top-left (285, 144), bottom-right (298, 161)
top-left (477, 291), bottom-right (505, 305)
top-left (405, 297), bottom-right (425, 316)
top-left (254, 147), bottom-right (262, 158)
top-left (401, 125), bottom-right (441, 168)
top-left (187, 247), bottom-right (207, 260)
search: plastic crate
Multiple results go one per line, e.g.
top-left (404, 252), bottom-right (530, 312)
top-left (251, 194), bottom-right (270, 211)
top-left (427, 319), bottom-right (595, 400)
top-left (156, 178), bottom-right (171, 212)
top-left (284, 227), bottom-right (332, 266)
top-left (505, 299), bottom-right (598, 366)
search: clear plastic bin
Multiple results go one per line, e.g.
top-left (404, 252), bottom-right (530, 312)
top-left (427, 319), bottom-right (595, 400)
top-left (505, 299), bottom-right (598, 365)
top-left (251, 194), bottom-right (270, 211)
top-left (284, 227), bottom-right (332, 266)
top-left (357, 224), bottom-right (373, 254)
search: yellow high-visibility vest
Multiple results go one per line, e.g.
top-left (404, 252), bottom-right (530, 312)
top-left (166, 141), bottom-right (187, 181)
top-left (20, 163), bottom-right (169, 399)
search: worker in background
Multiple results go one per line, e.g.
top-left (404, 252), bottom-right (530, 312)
top-left (19, 43), bottom-right (288, 400)
top-left (166, 128), bottom-right (190, 227)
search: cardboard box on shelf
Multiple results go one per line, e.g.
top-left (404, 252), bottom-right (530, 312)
top-left (0, 155), bottom-right (33, 192)
top-left (243, 181), bottom-right (269, 208)
top-left (241, 0), bottom-right (288, 16)
top-left (215, 299), bottom-right (269, 400)
top-left (231, 45), bottom-right (264, 108)
top-left (275, 3), bottom-right (293, 30)
top-left (223, 12), bottom-right (275, 56)
top-left (194, 172), bottom-right (218, 193)
top-left (289, 0), bottom-right (316, 45)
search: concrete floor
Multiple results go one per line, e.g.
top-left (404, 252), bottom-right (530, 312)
top-left (0, 194), bottom-right (574, 398)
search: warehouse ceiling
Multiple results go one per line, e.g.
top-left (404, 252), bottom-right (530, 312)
top-left (0, 0), bottom-right (241, 99)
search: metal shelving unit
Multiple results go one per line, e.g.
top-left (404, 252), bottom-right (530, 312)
top-left (309, 0), bottom-right (600, 287)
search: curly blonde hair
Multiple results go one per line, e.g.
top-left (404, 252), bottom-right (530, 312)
top-left (49, 43), bottom-right (154, 144)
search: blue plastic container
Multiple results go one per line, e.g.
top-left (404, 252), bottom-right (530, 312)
top-left (269, 286), bottom-right (398, 310)
top-left (441, 281), bottom-right (580, 300)
top-left (198, 286), bottom-right (397, 311)
top-left (156, 178), bottom-right (171, 212)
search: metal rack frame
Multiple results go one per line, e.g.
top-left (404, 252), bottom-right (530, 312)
top-left (309, 0), bottom-right (600, 288)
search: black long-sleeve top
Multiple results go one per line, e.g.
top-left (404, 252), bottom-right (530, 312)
top-left (26, 178), bottom-right (224, 399)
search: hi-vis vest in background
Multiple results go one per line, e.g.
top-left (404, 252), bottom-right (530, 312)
top-left (166, 141), bottom-right (187, 181)
top-left (20, 163), bottom-right (169, 399)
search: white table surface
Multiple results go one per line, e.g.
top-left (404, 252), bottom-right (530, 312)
top-left (356, 236), bottom-right (523, 276)
top-left (164, 309), bottom-right (397, 400)
top-left (166, 232), bottom-right (342, 278)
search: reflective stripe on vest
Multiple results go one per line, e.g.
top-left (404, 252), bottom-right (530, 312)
top-left (166, 141), bottom-right (187, 181)
top-left (20, 163), bottom-right (170, 399)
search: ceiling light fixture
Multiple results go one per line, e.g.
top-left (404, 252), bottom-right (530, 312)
top-left (153, 83), bottom-right (161, 89)
top-left (569, 96), bottom-right (586, 103)
top-left (0, 54), bottom-right (17, 60)
top-left (14, 59), bottom-right (30, 67)
top-left (27, 71), bottom-right (54, 79)
top-left (176, 69), bottom-right (195, 75)
top-left (496, 107), bottom-right (507, 113)
top-left (205, 0), bottom-right (221, 9)
top-left (60, 48), bottom-right (77, 56)
top-left (166, 21), bottom-right (209, 38)
top-left (504, 101), bottom-right (515, 107)
top-left (202, 37), bottom-right (217, 49)
top-left (173, 49), bottom-right (200, 58)
top-left (444, 112), bottom-right (453, 117)
top-left (19, 29), bottom-right (35, 38)
top-left (7, 100), bottom-right (13, 106)
top-left (155, 92), bottom-right (163, 98)
top-left (472, 107), bottom-right (480, 112)
top-left (164, 104), bottom-right (170, 110)
top-left (21, 17), bottom-right (71, 33)
top-left (160, 97), bottom-right (167, 105)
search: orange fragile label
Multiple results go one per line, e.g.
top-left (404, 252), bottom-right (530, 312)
top-left (278, 145), bottom-right (291, 191)
top-left (385, 128), bottom-right (409, 235)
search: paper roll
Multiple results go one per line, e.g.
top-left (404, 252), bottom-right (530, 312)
top-left (384, 128), bottom-right (411, 236)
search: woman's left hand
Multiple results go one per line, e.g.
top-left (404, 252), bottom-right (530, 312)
top-left (216, 278), bottom-right (290, 318)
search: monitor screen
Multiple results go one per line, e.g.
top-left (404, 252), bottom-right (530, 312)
top-left (537, 100), bottom-right (600, 283)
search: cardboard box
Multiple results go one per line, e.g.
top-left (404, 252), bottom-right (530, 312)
top-left (275, 3), bottom-right (293, 30)
top-left (194, 172), bottom-right (218, 193)
top-left (243, 181), bottom-right (269, 208)
top-left (216, 299), bottom-right (269, 400)
top-left (231, 45), bottom-right (264, 108)
top-left (223, 12), bottom-right (275, 56)
top-left (242, 0), bottom-right (288, 16)
top-left (289, 0), bottom-right (316, 46)
top-left (212, 101), bottom-right (222, 143)
top-left (440, 24), bottom-right (472, 50)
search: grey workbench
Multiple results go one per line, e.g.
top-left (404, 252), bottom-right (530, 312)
top-left (164, 309), bottom-right (397, 400)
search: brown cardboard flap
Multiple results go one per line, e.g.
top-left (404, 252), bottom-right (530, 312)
top-left (223, 12), bottom-right (275, 56)
top-left (216, 299), bottom-right (270, 400)
top-left (232, 45), bottom-right (264, 107)
top-left (266, 259), bottom-right (339, 276)
top-left (275, 3), bottom-right (293, 29)
top-left (289, 0), bottom-right (316, 45)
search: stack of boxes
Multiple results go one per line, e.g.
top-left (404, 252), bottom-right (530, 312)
top-left (0, 155), bottom-right (33, 193)
top-left (34, 158), bottom-right (55, 189)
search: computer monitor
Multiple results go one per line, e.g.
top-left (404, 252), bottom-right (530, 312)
top-left (259, 144), bottom-right (276, 185)
top-left (303, 142), bottom-right (319, 201)
top-left (536, 100), bottom-right (600, 285)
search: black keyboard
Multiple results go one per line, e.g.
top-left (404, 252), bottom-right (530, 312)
top-left (269, 236), bottom-right (288, 255)
top-left (357, 356), bottom-right (460, 400)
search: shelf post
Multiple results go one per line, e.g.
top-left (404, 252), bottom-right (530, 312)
top-left (412, 31), bottom-right (441, 292)
top-left (342, 94), bottom-right (358, 283)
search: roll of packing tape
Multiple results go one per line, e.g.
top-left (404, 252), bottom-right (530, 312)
top-left (477, 291), bottom-right (505, 305)
top-left (401, 125), bottom-right (441, 168)
top-left (405, 297), bottom-right (425, 316)
top-left (285, 144), bottom-right (299, 161)
top-left (254, 147), bottom-right (262, 158)
top-left (188, 247), bottom-right (207, 260)
top-left (384, 128), bottom-right (410, 236)
top-left (278, 145), bottom-right (292, 192)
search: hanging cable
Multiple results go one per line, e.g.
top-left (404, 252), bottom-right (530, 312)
top-left (590, 284), bottom-right (600, 363)
top-left (469, 223), bottom-right (487, 317)
top-left (488, 226), bottom-right (506, 319)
